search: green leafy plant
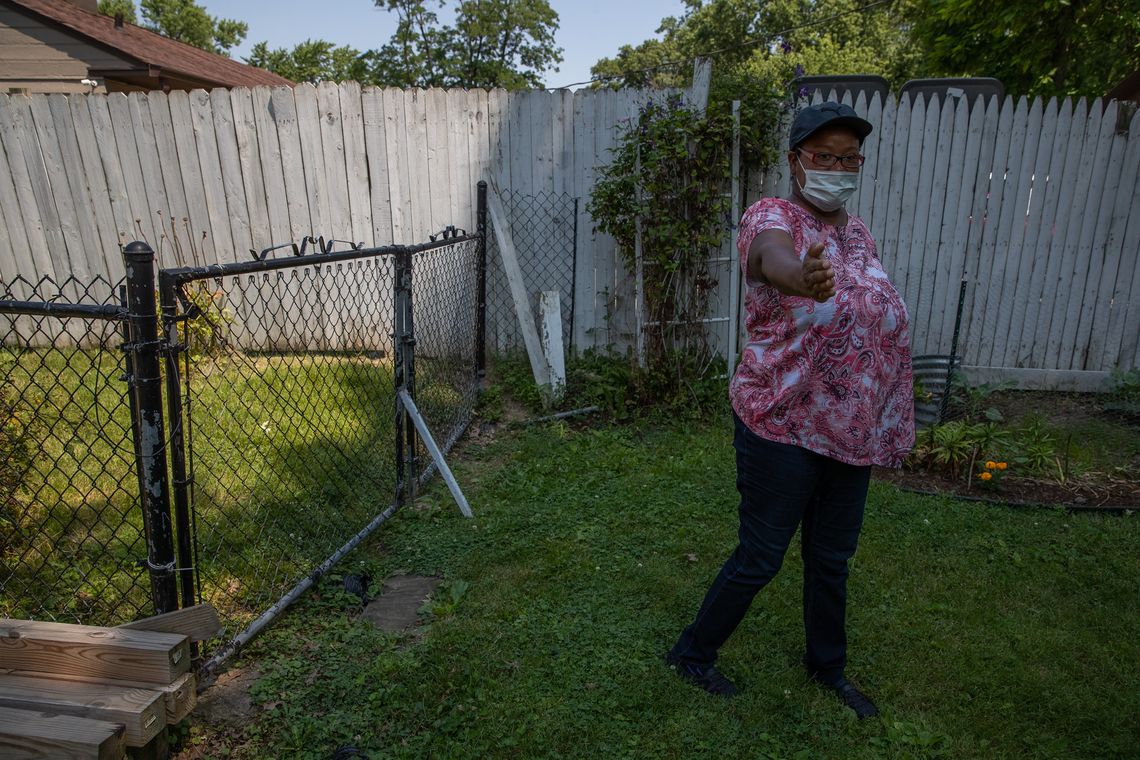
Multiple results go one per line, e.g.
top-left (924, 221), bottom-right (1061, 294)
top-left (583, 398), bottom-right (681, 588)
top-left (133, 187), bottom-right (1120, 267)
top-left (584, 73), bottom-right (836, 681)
top-left (564, 349), bottom-right (633, 415)
top-left (971, 421), bottom-right (1013, 456)
top-left (1012, 414), bottom-right (1060, 477)
top-left (946, 371), bottom-right (1013, 423)
top-left (928, 421), bottom-right (976, 480)
top-left (587, 93), bottom-right (732, 395)
top-left (420, 578), bottom-right (469, 618)
top-left (475, 384), bottom-right (504, 423)
top-left (909, 419), bottom-right (1015, 484)
top-left (914, 378), bottom-right (935, 404)
top-left (164, 283), bottom-right (234, 364)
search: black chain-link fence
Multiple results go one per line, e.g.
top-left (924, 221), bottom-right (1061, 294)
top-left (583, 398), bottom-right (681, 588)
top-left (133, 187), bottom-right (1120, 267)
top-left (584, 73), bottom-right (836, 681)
top-left (171, 255), bottom-right (403, 648)
top-left (167, 235), bottom-right (482, 655)
top-left (486, 188), bottom-right (577, 355)
top-left (2, 214), bottom-right (485, 664)
top-left (157, 234), bottom-right (482, 665)
top-left (0, 274), bottom-right (152, 625)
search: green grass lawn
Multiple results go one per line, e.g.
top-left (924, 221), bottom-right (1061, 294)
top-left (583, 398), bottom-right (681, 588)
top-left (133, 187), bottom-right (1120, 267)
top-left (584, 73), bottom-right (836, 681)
top-left (2, 347), bottom-right (405, 630)
top-left (199, 412), bottom-right (1140, 759)
top-left (3, 343), bottom-right (475, 638)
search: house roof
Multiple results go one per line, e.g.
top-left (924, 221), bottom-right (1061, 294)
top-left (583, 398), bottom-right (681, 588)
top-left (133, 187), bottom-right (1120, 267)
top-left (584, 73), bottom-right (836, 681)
top-left (3, 0), bottom-right (292, 89)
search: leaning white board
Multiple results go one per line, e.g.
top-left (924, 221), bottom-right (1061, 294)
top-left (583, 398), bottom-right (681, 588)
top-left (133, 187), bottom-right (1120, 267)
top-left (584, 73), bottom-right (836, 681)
top-left (540, 290), bottom-right (565, 400)
top-left (487, 181), bottom-right (551, 388)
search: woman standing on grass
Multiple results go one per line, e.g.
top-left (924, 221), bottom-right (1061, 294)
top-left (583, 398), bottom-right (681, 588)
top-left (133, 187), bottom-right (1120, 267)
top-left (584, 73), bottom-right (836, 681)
top-left (664, 102), bottom-right (914, 719)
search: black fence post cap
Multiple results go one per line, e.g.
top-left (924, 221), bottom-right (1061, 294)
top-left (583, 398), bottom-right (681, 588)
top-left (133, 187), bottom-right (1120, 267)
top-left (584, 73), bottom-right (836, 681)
top-left (123, 240), bottom-right (154, 258)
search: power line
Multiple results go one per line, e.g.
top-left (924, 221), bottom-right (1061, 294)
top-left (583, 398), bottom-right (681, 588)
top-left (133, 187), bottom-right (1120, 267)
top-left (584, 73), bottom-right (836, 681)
top-left (549, 0), bottom-right (897, 90)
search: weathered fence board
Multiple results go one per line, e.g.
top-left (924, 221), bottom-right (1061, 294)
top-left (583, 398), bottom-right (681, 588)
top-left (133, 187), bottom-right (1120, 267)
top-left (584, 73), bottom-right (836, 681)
top-left (1096, 111), bottom-right (1140, 371)
top-left (1029, 98), bottom-right (1089, 368)
top-left (361, 87), bottom-right (393, 245)
top-left (1063, 100), bottom-right (1119, 371)
top-left (11, 95), bottom-right (71, 281)
top-left (0, 101), bottom-right (38, 286)
top-left (67, 95), bottom-right (121, 280)
top-left (986, 97), bottom-right (1043, 368)
top-left (1014, 97), bottom-right (1072, 367)
top-left (967, 96), bottom-right (1019, 366)
top-left (229, 88), bottom-right (271, 252)
top-left (571, 88), bottom-right (597, 350)
top-left (925, 96), bottom-right (969, 352)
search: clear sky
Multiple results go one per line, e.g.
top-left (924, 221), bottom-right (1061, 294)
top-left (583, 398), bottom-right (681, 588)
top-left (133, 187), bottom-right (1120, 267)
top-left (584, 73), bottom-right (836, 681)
top-left (201, 0), bottom-right (689, 90)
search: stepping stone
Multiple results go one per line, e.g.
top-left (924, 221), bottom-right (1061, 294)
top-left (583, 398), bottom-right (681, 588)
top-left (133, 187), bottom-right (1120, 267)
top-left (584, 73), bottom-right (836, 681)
top-left (361, 575), bottom-right (441, 633)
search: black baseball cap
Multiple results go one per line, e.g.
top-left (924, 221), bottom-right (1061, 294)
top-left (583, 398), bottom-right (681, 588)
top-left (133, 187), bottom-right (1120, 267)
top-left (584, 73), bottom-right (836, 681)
top-left (788, 101), bottom-right (873, 149)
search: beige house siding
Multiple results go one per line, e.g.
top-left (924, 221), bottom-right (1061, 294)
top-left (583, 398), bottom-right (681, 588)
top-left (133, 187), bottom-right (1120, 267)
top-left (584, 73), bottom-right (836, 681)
top-left (0, 5), bottom-right (132, 92)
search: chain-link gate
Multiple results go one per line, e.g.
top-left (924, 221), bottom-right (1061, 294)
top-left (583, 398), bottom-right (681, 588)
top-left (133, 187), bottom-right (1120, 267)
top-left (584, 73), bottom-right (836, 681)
top-left (154, 226), bottom-right (483, 668)
top-left (2, 189), bottom-right (487, 673)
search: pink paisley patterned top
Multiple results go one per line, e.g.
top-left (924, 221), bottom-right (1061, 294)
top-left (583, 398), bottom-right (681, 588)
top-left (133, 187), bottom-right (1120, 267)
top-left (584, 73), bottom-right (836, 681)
top-left (731, 198), bottom-right (915, 467)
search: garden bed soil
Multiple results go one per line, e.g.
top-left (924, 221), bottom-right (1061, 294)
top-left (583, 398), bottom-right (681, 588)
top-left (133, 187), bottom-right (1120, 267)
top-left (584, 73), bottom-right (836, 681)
top-left (874, 467), bottom-right (1140, 509)
top-left (883, 388), bottom-right (1140, 509)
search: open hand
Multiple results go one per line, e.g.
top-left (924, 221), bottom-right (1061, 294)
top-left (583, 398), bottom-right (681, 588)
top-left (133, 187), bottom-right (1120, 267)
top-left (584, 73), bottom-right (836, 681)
top-left (802, 242), bottom-right (835, 302)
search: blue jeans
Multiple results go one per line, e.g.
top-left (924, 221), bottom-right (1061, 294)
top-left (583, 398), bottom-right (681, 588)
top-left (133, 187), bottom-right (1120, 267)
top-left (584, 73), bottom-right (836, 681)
top-left (669, 413), bottom-right (871, 685)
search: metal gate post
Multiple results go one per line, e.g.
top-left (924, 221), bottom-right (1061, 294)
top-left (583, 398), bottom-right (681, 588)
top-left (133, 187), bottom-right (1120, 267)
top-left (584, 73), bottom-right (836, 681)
top-left (158, 273), bottom-right (196, 609)
top-left (122, 242), bottom-right (178, 614)
top-left (394, 248), bottom-right (417, 505)
top-left (939, 278), bottom-right (970, 424)
top-left (476, 180), bottom-right (488, 377)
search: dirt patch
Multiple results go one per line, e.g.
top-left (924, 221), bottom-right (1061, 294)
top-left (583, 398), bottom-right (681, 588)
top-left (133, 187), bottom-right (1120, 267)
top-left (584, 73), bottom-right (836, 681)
top-left (875, 467), bottom-right (1140, 509)
top-left (191, 666), bottom-right (261, 729)
top-left (361, 574), bottom-right (441, 638)
top-left (171, 666), bottom-right (262, 758)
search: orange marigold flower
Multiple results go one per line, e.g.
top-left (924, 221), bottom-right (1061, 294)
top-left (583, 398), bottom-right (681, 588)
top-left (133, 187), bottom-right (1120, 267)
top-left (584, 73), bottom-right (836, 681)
top-left (996, 462), bottom-right (1008, 470)
top-left (978, 471), bottom-right (993, 481)
top-left (985, 461), bottom-right (997, 470)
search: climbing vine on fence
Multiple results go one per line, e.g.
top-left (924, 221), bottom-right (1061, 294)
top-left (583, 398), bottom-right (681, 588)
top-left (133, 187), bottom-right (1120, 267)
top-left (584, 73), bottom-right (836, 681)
top-left (587, 93), bottom-right (733, 384)
top-left (587, 74), bottom-right (790, 397)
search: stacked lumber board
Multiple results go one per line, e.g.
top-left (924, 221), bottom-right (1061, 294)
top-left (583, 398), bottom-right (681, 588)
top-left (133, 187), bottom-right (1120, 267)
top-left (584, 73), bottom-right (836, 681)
top-left (0, 605), bottom-right (219, 760)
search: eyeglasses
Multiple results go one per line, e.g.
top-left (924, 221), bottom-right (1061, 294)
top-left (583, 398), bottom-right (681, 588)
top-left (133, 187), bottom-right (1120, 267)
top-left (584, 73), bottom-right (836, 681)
top-left (797, 148), bottom-right (865, 170)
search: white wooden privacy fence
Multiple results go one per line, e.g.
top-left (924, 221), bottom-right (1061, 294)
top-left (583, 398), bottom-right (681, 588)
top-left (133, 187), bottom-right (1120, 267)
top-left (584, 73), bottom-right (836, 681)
top-left (0, 82), bottom-right (672, 355)
top-left (0, 83), bottom-right (1137, 386)
top-left (754, 91), bottom-right (1140, 387)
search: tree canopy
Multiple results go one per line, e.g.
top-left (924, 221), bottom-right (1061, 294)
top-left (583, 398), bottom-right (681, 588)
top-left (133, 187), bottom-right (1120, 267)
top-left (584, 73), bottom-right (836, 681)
top-left (246, 41), bottom-right (374, 85)
top-left (589, 0), bottom-right (921, 91)
top-left (97, 0), bottom-right (247, 55)
top-left (907, 0), bottom-right (1140, 98)
top-left (248, 0), bottom-right (563, 88)
top-left (589, 0), bottom-right (1138, 99)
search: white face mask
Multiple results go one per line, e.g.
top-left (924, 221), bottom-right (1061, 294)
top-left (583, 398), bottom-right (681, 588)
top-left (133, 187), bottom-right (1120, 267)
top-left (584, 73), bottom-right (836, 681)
top-left (796, 158), bottom-right (860, 212)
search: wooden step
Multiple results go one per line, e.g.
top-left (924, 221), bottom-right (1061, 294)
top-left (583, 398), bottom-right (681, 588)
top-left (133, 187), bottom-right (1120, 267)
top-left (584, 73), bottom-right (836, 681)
top-left (117, 605), bottom-right (221, 643)
top-left (0, 704), bottom-right (126, 760)
top-left (0, 673), bottom-right (164, 747)
top-left (0, 619), bottom-right (190, 684)
top-left (2, 670), bottom-right (196, 725)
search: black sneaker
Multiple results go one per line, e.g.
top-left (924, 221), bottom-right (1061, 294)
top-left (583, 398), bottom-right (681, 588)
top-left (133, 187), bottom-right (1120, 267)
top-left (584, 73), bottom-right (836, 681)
top-left (664, 653), bottom-right (739, 697)
top-left (820, 677), bottom-right (879, 719)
